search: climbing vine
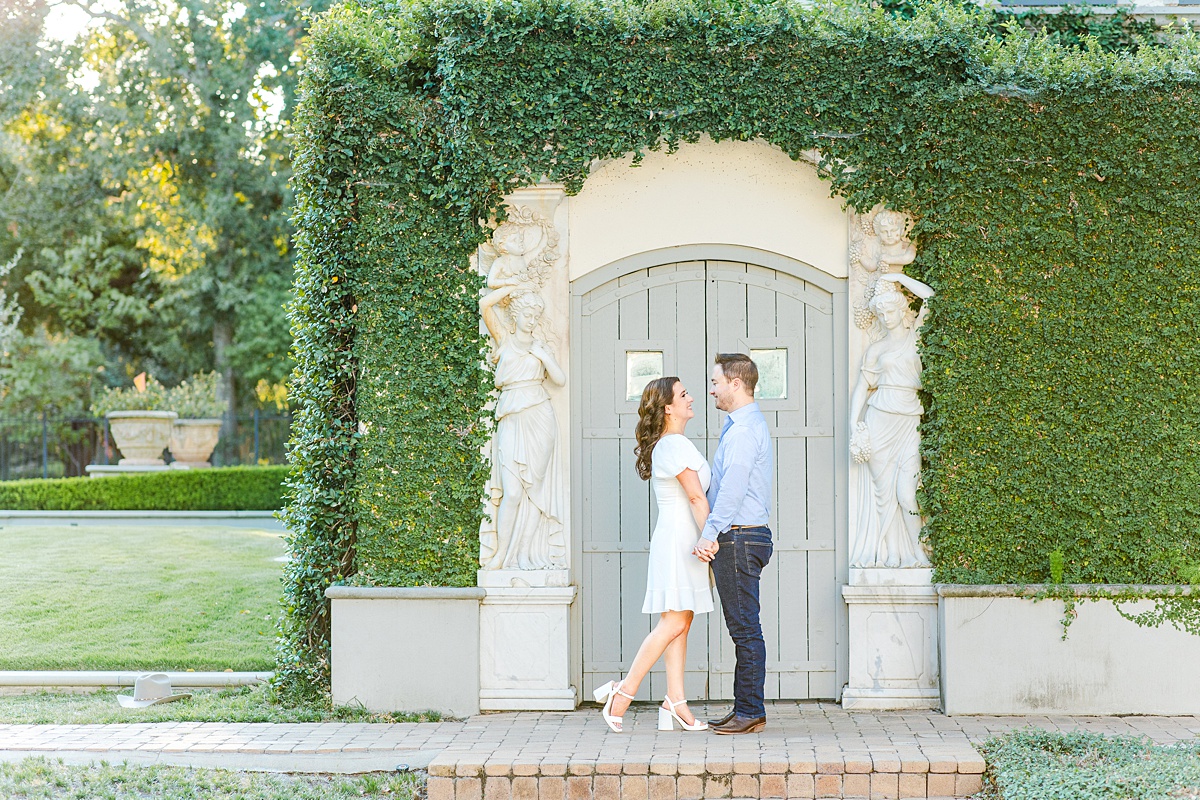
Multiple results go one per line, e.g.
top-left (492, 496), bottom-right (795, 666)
top-left (279, 0), bottom-right (1200, 690)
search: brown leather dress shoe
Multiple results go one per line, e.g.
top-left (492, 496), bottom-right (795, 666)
top-left (707, 708), bottom-right (736, 727)
top-left (711, 715), bottom-right (766, 735)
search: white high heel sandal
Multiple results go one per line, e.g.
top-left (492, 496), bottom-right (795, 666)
top-left (593, 680), bottom-right (635, 733)
top-left (658, 695), bottom-right (708, 732)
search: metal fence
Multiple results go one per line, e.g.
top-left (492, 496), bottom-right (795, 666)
top-left (0, 412), bottom-right (293, 481)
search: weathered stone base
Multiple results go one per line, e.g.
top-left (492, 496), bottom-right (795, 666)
top-left (839, 686), bottom-right (942, 712)
top-left (842, 576), bottom-right (939, 711)
top-left (479, 584), bottom-right (578, 711)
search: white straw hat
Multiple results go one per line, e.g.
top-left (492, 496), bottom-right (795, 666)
top-left (117, 673), bottom-right (192, 708)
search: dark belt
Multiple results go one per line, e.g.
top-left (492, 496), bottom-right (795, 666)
top-left (727, 524), bottom-right (770, 531)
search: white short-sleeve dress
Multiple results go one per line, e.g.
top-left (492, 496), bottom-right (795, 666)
top-left (642, 434), bottom-right (715, 615)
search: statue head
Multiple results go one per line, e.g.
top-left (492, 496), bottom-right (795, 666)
top-left (869, 288), bottom-right (908, 330)
top-left (875, 210), bottom-right (907, 246)
top-left (493, 222), bottom-right (528, 256)
top-left (508, 290), bottom-right (545, 334)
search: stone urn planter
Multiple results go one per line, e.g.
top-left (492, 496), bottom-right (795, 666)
top-left (106, 411), bottom-right (177, 465)
top-left (169, 419), bottom-right (222, 468)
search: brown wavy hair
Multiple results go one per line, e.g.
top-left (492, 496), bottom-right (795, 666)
top-left (634, 376), bottom-right (680, 480)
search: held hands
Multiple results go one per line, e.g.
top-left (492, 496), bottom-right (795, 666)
top-left (692, 538), bottom-right (719, 563)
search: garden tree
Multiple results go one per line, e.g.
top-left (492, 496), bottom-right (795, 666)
top-left (0, 250), bottom-right (22, 362)
top-left (0, 0), bottom-right (320, 414)
top-left (0, 326), bottom-right (106, 418)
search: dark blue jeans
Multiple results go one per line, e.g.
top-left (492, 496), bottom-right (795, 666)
top-left (712, 526), bottom-right (773, 719)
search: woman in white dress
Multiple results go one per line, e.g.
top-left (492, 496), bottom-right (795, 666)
top-left (594, 377), bottom-right (715, 733)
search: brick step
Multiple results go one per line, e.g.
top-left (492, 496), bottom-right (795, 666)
top-left (427, 756), bottom-right (986, 799)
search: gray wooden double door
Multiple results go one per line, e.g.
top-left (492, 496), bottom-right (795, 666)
top-left (573, 253), bottom-right (845, 701)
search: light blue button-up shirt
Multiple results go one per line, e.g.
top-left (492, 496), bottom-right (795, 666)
top-left (700, 401), bottom-right (773, 542)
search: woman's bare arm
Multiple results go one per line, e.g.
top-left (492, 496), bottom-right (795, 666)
top-left (676, 467), bottom-right (711, 535)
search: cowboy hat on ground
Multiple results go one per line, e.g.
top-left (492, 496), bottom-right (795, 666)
top-left (117, 673), bottom-right (192, 708)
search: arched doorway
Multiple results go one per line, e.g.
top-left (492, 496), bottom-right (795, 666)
top-left (571, 245), bottom-right (849, 701)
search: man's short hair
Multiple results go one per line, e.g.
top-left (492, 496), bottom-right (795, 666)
top-left (714, 353), bottom-right (758, 395)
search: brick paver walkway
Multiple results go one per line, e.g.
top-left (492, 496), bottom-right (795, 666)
top-left (1, 703), bottom-right (1198, 798)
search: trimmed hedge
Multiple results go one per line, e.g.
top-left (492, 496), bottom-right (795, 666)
top-left (0, 466), bottom-right (288, 511)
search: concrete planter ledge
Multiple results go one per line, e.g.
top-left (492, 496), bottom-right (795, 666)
top-left (0, 671), bottom-right (271, 690)
top-left (325, 586), bottom-right (486, 600)
top-left (937, 583), bottom-right (1194, 597)
top-left (939, 587), bottom-right (1200, 715)
top-left (0, 510), bottom-right (284, 530)
top-left (326, 586), bottom-right (483, 716)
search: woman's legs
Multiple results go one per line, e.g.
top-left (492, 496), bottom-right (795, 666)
top-left (609, 610), bottom-right (693, 718)
top-left (663, 627), bottom-right (697, 725)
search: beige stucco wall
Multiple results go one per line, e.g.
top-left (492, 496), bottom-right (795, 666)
top-left (566, 137), bottom-right (848, 282)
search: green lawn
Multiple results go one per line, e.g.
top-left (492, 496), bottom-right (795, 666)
top-left (0, 524), bottom-right (284, 671)
top-left (0, 758), bottom-right (423, 800)
top-left (0, 685), bottom-right (441, 724)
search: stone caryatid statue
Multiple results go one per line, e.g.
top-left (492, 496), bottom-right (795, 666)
top-left (478, 206), bottom-right (567, 571)
top-left (849, 272), bottom-right (934, 569)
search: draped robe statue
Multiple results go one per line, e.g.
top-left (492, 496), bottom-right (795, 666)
top-left (849, 273), bottom-right (934, 569)
top-left (477, 208), bottom-right (567, 571)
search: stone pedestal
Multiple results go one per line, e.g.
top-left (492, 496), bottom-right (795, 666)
top-left (841, 569), bottom-right (939, 710)
top-left (478, 581), bottom-right (577, 711)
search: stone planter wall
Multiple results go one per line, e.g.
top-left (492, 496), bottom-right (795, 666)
top-left (938, 585), bottom-right (1200, 715)
top-left (326, 586), bottom-right (485, 717)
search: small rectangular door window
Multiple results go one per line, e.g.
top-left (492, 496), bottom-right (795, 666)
top-left (626, 351), bottom-right (664, 401)
top-left (750, 348), bottom-right (788, 400)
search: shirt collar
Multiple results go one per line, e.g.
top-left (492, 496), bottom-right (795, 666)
top-left (727, 402), bottom-right (760, 424)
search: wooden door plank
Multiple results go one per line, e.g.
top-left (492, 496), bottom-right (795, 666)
top-left (775, 292), bottom-right (809, 548)
top-left (708, 261), bottom-right (747, 438)
top-left (705, 260), bottom-right (748, 701)
top-left (581, 290), bottom-right (624, 690)
top-left (804, 299), bottom-right (839, 699)
top-left (773, 290), bottom-right (812, 698)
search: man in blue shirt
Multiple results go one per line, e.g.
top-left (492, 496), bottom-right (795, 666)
top-left (693, 353), bottom-right (774, 734)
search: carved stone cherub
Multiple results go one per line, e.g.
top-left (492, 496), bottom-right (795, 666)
top-left (479, 206), bottom-right (559, 295)
top-left (851, 208), bottom-right (917, 331)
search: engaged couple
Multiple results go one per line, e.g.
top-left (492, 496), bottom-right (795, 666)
top-left (594, 352), bottom-right (774, 735)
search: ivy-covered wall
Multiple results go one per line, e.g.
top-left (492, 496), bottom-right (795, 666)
top-left (279, 0), bottom-right (1200, 690)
